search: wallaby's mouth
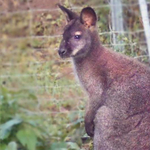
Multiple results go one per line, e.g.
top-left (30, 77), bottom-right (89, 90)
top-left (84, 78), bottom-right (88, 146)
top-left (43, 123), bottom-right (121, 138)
top-left (58, 48), bottom-right (71, 59)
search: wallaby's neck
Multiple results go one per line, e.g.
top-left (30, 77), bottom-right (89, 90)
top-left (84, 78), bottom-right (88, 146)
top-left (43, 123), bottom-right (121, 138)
top-left (72, 33), bottom-right (107, 94)
top-left (72, 43), bottom-right (105, 78)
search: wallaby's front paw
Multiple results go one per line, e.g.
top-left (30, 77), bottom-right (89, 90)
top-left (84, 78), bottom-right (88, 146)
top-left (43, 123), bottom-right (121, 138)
top-left (85, 120), bottom-right (94, 137)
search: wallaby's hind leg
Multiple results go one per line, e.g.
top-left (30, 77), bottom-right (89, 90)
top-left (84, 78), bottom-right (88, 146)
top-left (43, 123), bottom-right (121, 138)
top-left (94, 106), bottom-right (115, 150)
top-left (94, 106), bottom-right (150, 150)
top-left (94, 106), bottom-right (127, 150)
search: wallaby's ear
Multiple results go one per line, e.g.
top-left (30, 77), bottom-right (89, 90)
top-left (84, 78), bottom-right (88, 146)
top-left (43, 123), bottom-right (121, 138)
top-left (80, 7), bottom-right (97, 27)
top-left (58, 4), bottom-right (78, 22)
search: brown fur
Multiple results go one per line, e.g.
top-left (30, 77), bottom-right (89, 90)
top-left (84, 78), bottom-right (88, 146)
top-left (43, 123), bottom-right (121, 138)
top-left (58, 4), bottom-right (150, 150)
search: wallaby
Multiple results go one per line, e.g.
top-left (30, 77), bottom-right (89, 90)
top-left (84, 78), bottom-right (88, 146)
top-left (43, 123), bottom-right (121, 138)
top-left (58, 4), bottom-right (150, 150)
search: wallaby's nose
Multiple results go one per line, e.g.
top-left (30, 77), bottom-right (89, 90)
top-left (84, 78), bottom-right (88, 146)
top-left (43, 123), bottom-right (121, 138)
top-left (58, 49), bottom-right (67, 57)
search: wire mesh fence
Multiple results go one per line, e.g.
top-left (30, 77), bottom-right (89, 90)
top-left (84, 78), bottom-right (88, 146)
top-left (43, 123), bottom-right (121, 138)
top-left (0, 0), bottom-right (150, 149)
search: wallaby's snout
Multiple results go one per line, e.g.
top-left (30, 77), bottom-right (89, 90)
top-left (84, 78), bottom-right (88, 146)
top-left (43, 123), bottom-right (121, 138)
top-left (58, 48), bottom-right (67, 58)
top-left (58, 40), bottom-right (68, 58)
top-left (58, 37), bottom-right (75, 58)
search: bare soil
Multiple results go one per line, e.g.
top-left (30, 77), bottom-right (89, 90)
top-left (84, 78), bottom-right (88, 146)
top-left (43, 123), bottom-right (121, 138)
top-left (0, 0), bottom-right (60, 12)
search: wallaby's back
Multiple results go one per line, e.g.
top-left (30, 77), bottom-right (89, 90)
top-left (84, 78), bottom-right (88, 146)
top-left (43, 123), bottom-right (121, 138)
top-left (58, 4), bottom-right (150, 150)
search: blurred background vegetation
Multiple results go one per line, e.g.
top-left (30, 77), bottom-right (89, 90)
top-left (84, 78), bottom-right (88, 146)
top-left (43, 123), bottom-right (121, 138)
top-left (0, 0), bottom-right (150, 150)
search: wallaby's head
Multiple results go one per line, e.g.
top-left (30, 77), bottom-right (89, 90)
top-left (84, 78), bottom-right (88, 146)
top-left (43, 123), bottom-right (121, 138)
top-left (58, 4), bottom-right (98, 59)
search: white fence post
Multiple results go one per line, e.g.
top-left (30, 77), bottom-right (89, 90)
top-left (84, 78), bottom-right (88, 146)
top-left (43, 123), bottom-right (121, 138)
top-left (138, 0), bottom-right (150, 62)
top-left (110, 0), bottom-right (124, 51)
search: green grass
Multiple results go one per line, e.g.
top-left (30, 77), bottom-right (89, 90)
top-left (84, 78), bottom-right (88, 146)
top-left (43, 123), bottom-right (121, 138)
top-left (0, 6), bottom-right (88, 149)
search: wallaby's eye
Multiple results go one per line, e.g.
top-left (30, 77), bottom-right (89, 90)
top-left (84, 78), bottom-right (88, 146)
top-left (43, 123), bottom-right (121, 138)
top-left (74, 31), bottom-right (82, 40)
top-left (74, 35), bottom-right (81, 39)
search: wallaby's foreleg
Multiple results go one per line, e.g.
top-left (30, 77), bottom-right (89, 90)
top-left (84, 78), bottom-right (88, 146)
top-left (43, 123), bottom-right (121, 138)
top-left (84, 105), bottom-right (95, 137)
top-left (85, 95), bottom-right (104, 137)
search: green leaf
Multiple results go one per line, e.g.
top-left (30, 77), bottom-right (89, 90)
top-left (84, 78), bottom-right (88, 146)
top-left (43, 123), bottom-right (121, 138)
top-left (46, 14), bottom-right (52, 20)
top-left (67, 142), bottom-right (80, 150)
top-left (0, 144), bottom-right (7, 150)
top-left (16, 129), bottom-right (37, 150)
top-left (50, 142), bottom-right (67, 150)
top-left (0, 118), bottom-right (22, 140)
top-left (28, 93), bottom-right (37, 100)
top-left (6, 142), bottom-right (17, 150)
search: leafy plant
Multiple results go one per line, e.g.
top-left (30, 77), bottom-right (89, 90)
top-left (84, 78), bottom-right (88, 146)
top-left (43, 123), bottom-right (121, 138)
top-left (0, 86), bottom-right (50, 150)
top-left (0, 85), bottom-right (88, 150)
